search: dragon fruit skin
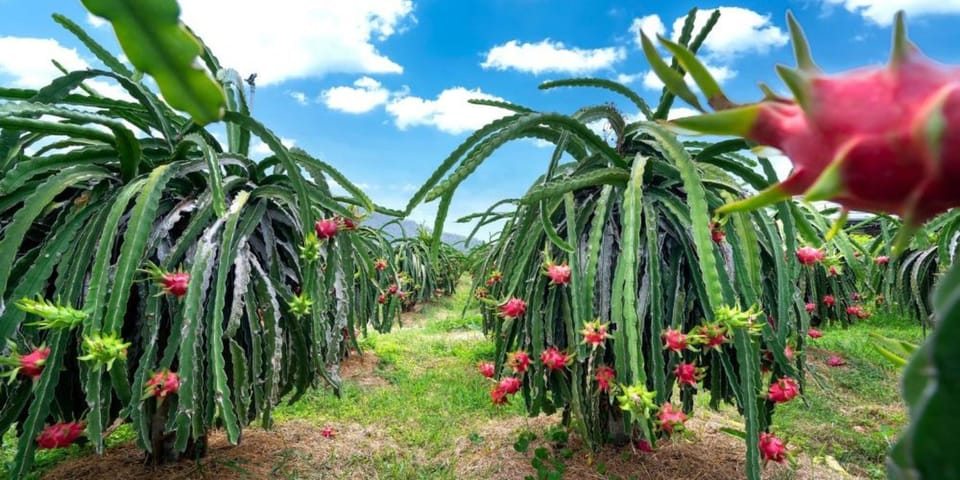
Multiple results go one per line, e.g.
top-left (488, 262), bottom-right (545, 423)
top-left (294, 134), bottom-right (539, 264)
top-left (645, 11), bottom-right (960, 234)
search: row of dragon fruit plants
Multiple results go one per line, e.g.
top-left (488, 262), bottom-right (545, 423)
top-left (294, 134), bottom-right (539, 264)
top-left (423, 9), bottom-right (957, 480)
top-left (0, 5), bottom-right (463, 478)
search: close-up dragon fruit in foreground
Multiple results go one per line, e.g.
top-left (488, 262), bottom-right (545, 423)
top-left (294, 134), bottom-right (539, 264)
top-left (644, 11), bottom-right (960, 246)
top-left (643, 10), bottom-right (960, 479)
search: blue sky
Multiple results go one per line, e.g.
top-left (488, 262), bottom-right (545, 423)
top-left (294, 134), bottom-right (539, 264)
top-left (2, 0), bottom-right (960, 237)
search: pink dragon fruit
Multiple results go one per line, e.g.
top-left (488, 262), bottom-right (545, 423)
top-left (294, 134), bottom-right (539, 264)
top-left (823, 295), bottom-right (836, 307)
top-left (827, 355), bottom-right (846, 367)
top-left (540, 347), bottom-right (570, 371)
top-left (490, 386), bottom-right (509, 405)
top-left (387, 284), bottom-right (399, 295)
top-left (545, 262), bottom-right (571, 286)
top-left (875, 256), bottom-right (890, 265)
top-left (709, 221), bottom-right (725, 243)
top-left (805, 302), bottom-right (816, 313)
top-left (580, 320), bottom-right (610, 347)
top-left (314, 218), bottom-right (338, 239)
top-left (759, 432), bottom-right (788, 464)
top-left (374, 258), bottom-right (388, 271)
top-left (673, 362), bottom-right (701, 388)
top-left (36, 421), bottom-right (84, 449)
top-left (478, 362), bottom-right (495, 378)
top-left (643, 12), bottom-right (960, 234)
top-left (18, 346), bottom-right (50, 380)
top-left (768, 377), bottom-right (800, 404)
top-left (159, 271), bottom-right (190, 298)
top-left (699, 323), bottom-right (727, 350)
top-left (507, 350), bottom-right (531, 373)
top-left (321, 427), bottom-right (336, 438)
top-left (498, 376), bottom-right (522, 395)
top-left (595, 365), bottom-right (616, 392)
top-left (851, 293), bottom-right (862, 301)
top-left (486, 269), bottom-right (502, 286)
top-left (807, 328), bottom-right (823, 339)
top-left (499, 297), bottom-right (527, 319)
top-left (377, 294), bottom-right (386, 305)
top-left (635, 439), bottom-right (655, 453)
top-left (662, 328), bottom-right (689, 353)
top-left (796, 246), bottom-right (824, 266)
top-left (144, 369), bottom-right (180, 400)
top-left (657, 403), bottom-right (687, 435)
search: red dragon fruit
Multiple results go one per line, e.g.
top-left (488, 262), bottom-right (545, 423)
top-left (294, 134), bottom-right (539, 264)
top-left (507, 350), bottom-right (531, 373)
top-left (374, 258), bottom-right (388, 271)
top-left (657, 403), bottom-right (687, 435)
top-left (768, 377), bottom-right (800, 404)
top-left (18, 346), bottom-right (50, 380)
top-left (823, 295), bottom-right (836, 307)
top-left (673, 362), bottom-right (701, 388)
top-left (540, 347), bottom-right (570, 371)
top-left (545, 262), bottom-right (571, 286)
top-left (643, 12), bottom-right (960, 236)
top-left (159, 271), bottom-right (190, 298)
top-left (875, 256), bottom-right (890, 265)
top-left (486, 269), bottom-right (502, 286)
top-left (851, 293), bottom-right (862, 301)
top-left (805, 302), bottom-right (816, 313)
top-left (759, 432), bottom-right (788, 464)
top-left (827, 355), bottom-right (846, 367)
top-left (808, 328), bottom-right (823, 339)
top-left (478, 361), bottom-right (495, 378)
top-left (662, 327), bottom-right (689, 353)
top-left (828, 265), bottom-right (840, 277)
top-left (498, 377), bottom-right (522, 395)
top-left (321, 427), bottom-right (336, 438)
top-left (36, 421), bottom-right (84, 449)
top-left (635, 439), bottom-right (655, 453)
top-left (387, 284), bottom-right (399, 295)
top-left (796, 246), bottom-right (824, 266)
top-left (709, 221), bottom-right (725, 243)
top-left (580, 320), bottom-right (610, 347)
top-left (144, 369), bottom-right (180, 400)
top-left (595, 365), bottom-right (616, 392)
top-left (499, 297), bottom-right (527, 319)
top-left (846, 305), bottom-right (870, 319)
top-left (698, 323), bottom-right (727, 350)
top-left (377, 294), bottom-right (386, 305)
top-left (314, 218), bottom-right (338, 239)
top-left (490, 386), bottom-right (509, 405)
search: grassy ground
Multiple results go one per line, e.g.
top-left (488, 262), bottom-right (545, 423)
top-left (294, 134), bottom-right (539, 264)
top-left (2, 281), bottom-right (922, 479)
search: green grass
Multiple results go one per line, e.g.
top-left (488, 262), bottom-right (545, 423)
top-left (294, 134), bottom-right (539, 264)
top-left (769, 312), bottom-right (922, 479)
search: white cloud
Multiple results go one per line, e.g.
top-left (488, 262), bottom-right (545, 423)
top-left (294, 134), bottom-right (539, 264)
top-left (667, 107), bottom-right (701, 120)
top-left (320, 76), bottom-right (391, 113)
top-left (821, 0), bottom-right (960, 25)
top-left (86, 13), bottom-right (107, 28)
top-left (629, 14), bottom-right (666, 44)
top-left (176, 0), bottom-right (414, 86)
top-left (385, 87), bottom-right (512, 135)
top-left (289, 91), bottom-right (309, 105)
top-left (641, 59), bottom-right (736, 90)
top-left (615, 72), bottom-right (644, 84)
top-left (481, 39), bottom-right (626, 75)
top-left (669, 7), bottom-right (788, 59)
top-left (0, 37), bottom-right (87, 88)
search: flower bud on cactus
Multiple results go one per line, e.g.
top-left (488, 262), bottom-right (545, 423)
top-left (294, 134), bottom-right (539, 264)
top-left (617, 384), bottom-right (657, 416)
top-left (78, 333), bottom-right (131, 371)
top-left (36, 421), bottom-right (84, 449)
top-left (15, 296), bottom-right (87, 330)
top-left (299, 233), bottom-right (321, 262)
top-left (287, 293), bottom-right (313, 317)
top-left (643, 11), bottom-right (960, 250)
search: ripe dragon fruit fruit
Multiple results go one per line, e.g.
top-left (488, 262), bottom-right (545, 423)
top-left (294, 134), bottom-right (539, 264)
top-left (507, 350), bottom-right (531, 373)
top-left (808, 328), bottom-right (823, 339)
top-left (498, 376), bottom-right (522, 395)
top-left (828, 265), bottom-right (840, 277)
top-left (827, 355), bottom-right (846, 367)
top-left (387, 284), bottom-right (399, 295)
top-left (321, 427), bottom-right (336, 438)
top-left (851, 293), bottom-right (862, 301)
top-left (490, 386), bottom-right (509, 405)
top-left (377, 294), bottom-right (386, 305)
top-left (374, 258), bottom-right (388, 271)
top-left (709, 221), bottom-right (725, 243)
top-left (673, 362), bottom-right (701, 388)
top-left (18, 346), bottom-right (50, 380)
top-left (544, 262), bottom-right (571, 286)
top-left (478, 362), bottom-right (496, 378)
top-left (36, 421), bottom-right (84, 449)
top-left (595, 365), bottom-right (616, 392)
top-left (580, 320), bottom-right (610, 347)
top-left (698, 323), bottom-right (727, 350)
top-left (540, 347), bottom-right (570, 371)
top-left (823, 295), bottom-right (836, 307)
top-left (846, 305), bottom-right (871, 319)
top-left (768, 377), bottom-right (800, 403)
top-left (805, 302), bottom-right (816, 313)
top-left (635, 439), bottom-right (655, 453)
top-left (796, 246), bottom-right (824, 266)
top-left (657, 403), bottom-right (687, 435)
top-left (314, 218), bottom-right (338, 239)
top-left (144, 369), bottom-right (180, 400)
top-left (759, 432), bottom-right (788, 465)
top-left (662, 327), bottom-right (689, 353)
top-left (499, 297), bottom-right (527, 319)
top-left (875, 256), bottom-right (890, 265)
top-left (642, 12), bottom-right (960, 242)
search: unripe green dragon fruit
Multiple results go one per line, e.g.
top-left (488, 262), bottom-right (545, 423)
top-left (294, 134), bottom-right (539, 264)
top-left (641, 11), bottom-right (960, 249)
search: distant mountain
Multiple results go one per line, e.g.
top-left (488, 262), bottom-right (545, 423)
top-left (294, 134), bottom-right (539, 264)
top-left (362, 212), bottom-right (473, 250)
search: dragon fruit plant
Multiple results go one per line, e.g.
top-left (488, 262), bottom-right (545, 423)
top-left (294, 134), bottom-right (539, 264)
top-left (641, 10), bottom-right (960, 479)
top-left (413, 9), bottom-right (812, 479)
top-left (0, 3), bottom-right (397, 476)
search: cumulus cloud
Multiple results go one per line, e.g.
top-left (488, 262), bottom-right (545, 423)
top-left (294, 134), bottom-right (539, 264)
top-left (289, 91), bottom-right (309, 105)
top-left (170, 0), bottom-right (414, 85)
top-left (385, 87), bottom-right (512, 134)
top-left (320, 76), bottom-right (391, 113)
top-left (0, 36), bottom-right (131, 100)
top-left (631, 8), bottom-right (788, 60)
top-left (629, 14), bottom-right (666, 43)
top-left (481, 39), bottom-right (626, 75)
top-left (820, 0), bottom-right (960, 25)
